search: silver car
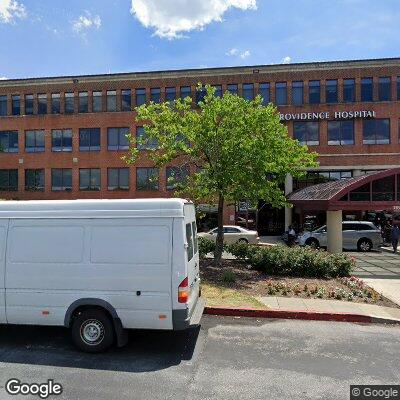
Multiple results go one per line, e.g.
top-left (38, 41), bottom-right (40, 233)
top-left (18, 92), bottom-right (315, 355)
top-left (298, 221), bottom-right (382, 252)
top-left (198, 225), bottom-right (259, 244)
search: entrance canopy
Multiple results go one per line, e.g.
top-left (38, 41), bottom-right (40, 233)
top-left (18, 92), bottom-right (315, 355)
top-left (289, 168), bottom-right (400, 212)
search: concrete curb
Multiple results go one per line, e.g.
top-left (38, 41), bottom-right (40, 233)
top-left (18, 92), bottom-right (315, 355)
top-left (204, 306), bottom-right (400, 325)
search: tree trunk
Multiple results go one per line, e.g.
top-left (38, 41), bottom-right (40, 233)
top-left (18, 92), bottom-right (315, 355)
top-left (214, 194), bottom-right (225, 266)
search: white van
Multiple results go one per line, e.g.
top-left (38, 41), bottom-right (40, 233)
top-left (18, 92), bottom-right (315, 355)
top-left (0, 198), bottom-right (204, 352)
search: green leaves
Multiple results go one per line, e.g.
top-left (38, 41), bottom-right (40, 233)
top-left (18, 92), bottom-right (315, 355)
top-left (126, 84), bottom-right (318, 205)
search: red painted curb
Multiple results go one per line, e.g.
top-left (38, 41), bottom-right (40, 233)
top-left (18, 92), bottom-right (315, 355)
top-left (204, 306), bottom-right (375, 323)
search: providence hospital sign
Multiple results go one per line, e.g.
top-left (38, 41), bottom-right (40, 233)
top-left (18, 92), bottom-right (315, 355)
top-left (279, 110), bottom-right (376, 121)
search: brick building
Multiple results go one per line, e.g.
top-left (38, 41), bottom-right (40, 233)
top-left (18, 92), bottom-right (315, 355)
top-left (0, 57), bottom-right (399, 233)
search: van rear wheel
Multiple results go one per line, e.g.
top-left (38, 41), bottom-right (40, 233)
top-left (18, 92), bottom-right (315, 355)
top-left (71, 309), bottom-right (115, 353)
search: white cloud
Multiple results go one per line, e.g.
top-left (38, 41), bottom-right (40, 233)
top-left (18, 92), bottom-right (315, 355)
top-left (226, 48), bottom-right (251, 59)
top-left (282, 56), bottom-right (292, 64)
top-left (0, 76), bottom-right (8, 80)
top-left (131, 0), bottom-right (257, 39)
top-left (72, 11), bottom-right (101, 33)
top-left (0, 0), bottom-right (26, 23)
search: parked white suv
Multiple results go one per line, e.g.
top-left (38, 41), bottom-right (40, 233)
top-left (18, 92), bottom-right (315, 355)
top-left (298, 221), bottom-right (382, 252)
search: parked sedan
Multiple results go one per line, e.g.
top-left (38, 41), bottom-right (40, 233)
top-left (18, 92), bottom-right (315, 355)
top-left (297, 221), bottom-right (382, 252)
top-left (198, 225), bottom-right (259, 244)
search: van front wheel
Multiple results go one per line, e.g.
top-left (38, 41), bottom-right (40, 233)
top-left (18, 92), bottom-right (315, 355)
top-left (71, 309), bottom-right (115, 353)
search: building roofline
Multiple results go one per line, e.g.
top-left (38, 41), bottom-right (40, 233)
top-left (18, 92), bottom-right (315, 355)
top-left (1, 57), bottom-right (399, 87)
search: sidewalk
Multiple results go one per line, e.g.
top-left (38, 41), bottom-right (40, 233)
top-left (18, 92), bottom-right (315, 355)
top-left (256, 296), bottom-right (400, 322)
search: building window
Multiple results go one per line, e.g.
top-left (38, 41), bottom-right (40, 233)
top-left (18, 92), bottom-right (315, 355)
top-left (328, 121), bottom-right (354, 145)
top-left (150, 88), bottom-right (161, 103)
top-left (242, 83), bottom-right (254, 100)
top-left (378, 77), bottom-right (391, 101)
top-left (25, 94), bottom-right (34, 115)
top-left (25, 169), bottom-right (44, 191)
top-left (309, 80), bottom-right (320, 104)
top-left (92, 91), bottom-right (102, 112)
top-left (325, 80), bottom-right (338, 104)
top-left (292, 81), bottom-right (303, 106)
top-left (165, 87), bottom-right (176, 102)
top-left (79, 92), bottom-right (88, 113)
top-left (25, 130), bottom-right (45, 153)
top-left (361, 77), bottom-right (373, 102)
top-left (52, 129), bottom-right (72, 152)
top-left (108, 168), bottom-right (129, 190)
top-left (293, 122), bottom-right (319, 145)
top-left (275, 82), bottom-right (287, 105)
top-left (108, 127), bottom-right (129, 151)
top-left (38, 94), bottom-right (47, 114)
top-left (136, 126), bottom-right (158, 150)
top-left (0, 95), bottom-right (7, 116)
top-left (136, 168), bottom-right (159, 191)
top-left (227, 84), bottom-right (238, 96)
top-left (166, 165), bottom-right (189, 190)
top-left (79, 168), bottom-right (101, 191)
top-left (363, 119), bottom-right (390, 144)
top-left (0, 169), bottom-right (18, 191)
top-left (12, 95), bottom-right (20, 115)
top-left (320, 171), bottom-right (353, 181)
top-left (107, 90), bottom-right (117, 112)
top-left (212, 85), bottom-right (222, 98)
top-left (121, 89), bottom-right (131, 111)
top-left (397, 76), bottom-right (400, 101)
top-left (259, 83), bottom-right (270, 105)
top-left (79, 128), bottom-right (100, 151)
top-left (51, 169), bottom-right (72, 191)
top-left (136, 88), bottom-right (146, 106)
top-left (64, 92), bottom-right (74, 114)
top-left (0, 131), bottom-right (18, 153)
top-left (180, 86), bottom-right (191, 100)
top-left (51, 93), bottom-right (60, 114)
top-left (196, 86), bottom-right (207, 104)
top-left (343, 79), bottom-right (355, 102)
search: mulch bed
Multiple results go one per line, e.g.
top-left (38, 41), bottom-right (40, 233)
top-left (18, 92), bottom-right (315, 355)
top-left (200, 259), bottom-right (399, 309)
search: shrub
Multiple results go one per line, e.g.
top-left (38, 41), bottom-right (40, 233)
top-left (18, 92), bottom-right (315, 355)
top-left (198, 237), bottom-right (216, 259)
top-left (222, 270), bottom-right (236, 284)
top-left (226, 242), bottom-right (252, 261)
top-left (225, 243), bottom-right (354, 278)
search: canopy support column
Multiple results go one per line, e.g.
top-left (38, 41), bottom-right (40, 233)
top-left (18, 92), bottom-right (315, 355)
top-left (327, 210), bottom-right (342, 253)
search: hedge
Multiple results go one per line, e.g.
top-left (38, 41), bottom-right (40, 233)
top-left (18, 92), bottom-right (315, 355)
top-left (199, 238), bottom-right (354, 278)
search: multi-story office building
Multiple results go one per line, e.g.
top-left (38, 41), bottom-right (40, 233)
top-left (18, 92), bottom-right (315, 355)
top-left (0, 58), bottom-right (399, 233)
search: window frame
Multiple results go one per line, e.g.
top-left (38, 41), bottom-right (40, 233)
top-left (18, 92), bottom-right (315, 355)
top-left (25, 169), bottom-right (45, 191)
top-left (107, 168), bottom-right (130, 191)
top-left (92, 91), bottom-right (103, 113)
top-left (378, 77), bottom-right (391, 101)
top-left (51, 93), bottom-right (61, 114)
top-left (0, 95), bottom-right (7, 116)
top-left (25, 130), bottom-right (45, 153)
top-left (64, 92), bottom-right (74, 114)
top-left (51, 168), bottom-right (72, 192)
top-left (361, 77), bottom-right (373, 102)
top-left (51, 129), bottom-right (72, 152)
top-left (107, 127), bottom-right (129, 151)
top-left (12, 95), bottom-right (20, 116)
top-left (293, 121), bottom-right (320, 146)
top-left (0, 131), bottom-right (19, 153)
top-left (79, 168), bottom-right (101, 191)
top-left (25, 94), bottom-right (34, 115)
top-left (106, 90), bottom-right (117, 112)
top-left (121, 89), bottom-right (132, 111)
top-left (292, 81), bottom-right (303, 106)
top-left (0, 169), bottom-right (18, 191)
top-left (136, 167), bottom-right (159, 191)
top-left (242, 83), bottom-right (254, 101)
top-left (259, 83), bottom-right (270, 105)
top-left (79, 128), bottom-right (101, 151)
top-left (343, 79), bottom-right (355, 103)
top-left (308, 80), bottom-right (321, 104)
top-left (78, 92), bottom-right (89, 113)
top-left (327, 120), bottom-right (355, 145)
top-left (325, 79), bottom-right (338, 104)
top-left (362, 118), bottom-right (390, 145)
top-left (275, 82), bottom-right (287, 105)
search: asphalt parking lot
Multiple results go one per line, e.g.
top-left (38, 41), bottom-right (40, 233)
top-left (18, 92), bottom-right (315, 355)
top-left (0, 316), bottom-right (399, 399)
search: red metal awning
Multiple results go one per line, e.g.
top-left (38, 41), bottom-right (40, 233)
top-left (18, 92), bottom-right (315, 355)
top-left (288, 168), bottom-right (400, 211)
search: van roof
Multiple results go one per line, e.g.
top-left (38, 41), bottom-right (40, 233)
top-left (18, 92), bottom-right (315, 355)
top-left (0, 198), bottom-right (193, 219)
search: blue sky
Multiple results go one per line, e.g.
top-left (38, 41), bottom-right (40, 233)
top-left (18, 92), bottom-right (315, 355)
top-left (0, 0), bottom-right (399, 79)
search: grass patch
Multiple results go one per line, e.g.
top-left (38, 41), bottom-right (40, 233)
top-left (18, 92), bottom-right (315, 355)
top-left (202, 281), bottom-right (267, 309)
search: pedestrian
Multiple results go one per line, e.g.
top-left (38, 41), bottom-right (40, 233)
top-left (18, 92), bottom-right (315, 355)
top-left (391, 224), bottom-right (400, 253)
top-left (288, 225), bottom-right (296, 247)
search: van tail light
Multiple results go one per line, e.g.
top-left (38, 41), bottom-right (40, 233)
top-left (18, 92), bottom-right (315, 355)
top-left (178, 277), bottom-right (189, 303)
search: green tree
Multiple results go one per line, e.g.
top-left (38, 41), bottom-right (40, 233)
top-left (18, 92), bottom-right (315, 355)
top-left (125, 85), bottom-right (318, 265)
